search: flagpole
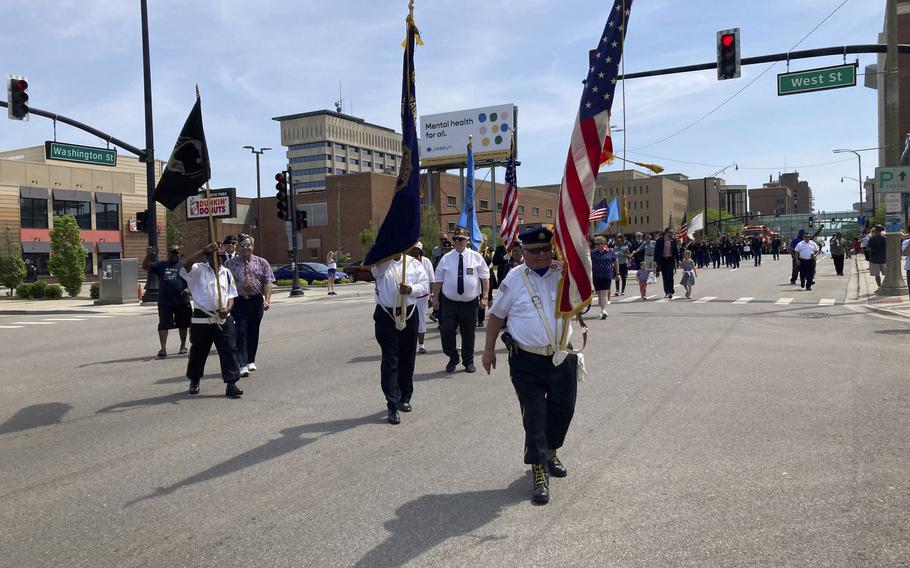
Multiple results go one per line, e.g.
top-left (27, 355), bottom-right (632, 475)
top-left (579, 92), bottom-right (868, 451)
top-left (197, 85), bottom-right (224, 312)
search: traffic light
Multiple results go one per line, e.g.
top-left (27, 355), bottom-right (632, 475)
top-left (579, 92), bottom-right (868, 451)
top-left (136, 210), bottom-right (148, 232)
top-left (716, 28), bottom-right (741, 80)
top-left (7, 75), bottom-right (29, 120)
top-left (296, 210), bottom-right (308, 229)
top-left (808, 215), bottom-right (814, 228)
top-left (275, 172), bottom-right (288, 220)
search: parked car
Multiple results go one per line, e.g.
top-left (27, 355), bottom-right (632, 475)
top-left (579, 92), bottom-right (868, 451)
top-left (273, 262), bottom-right (348, 284)
top-left (342, 259), bottom-right (375, 283)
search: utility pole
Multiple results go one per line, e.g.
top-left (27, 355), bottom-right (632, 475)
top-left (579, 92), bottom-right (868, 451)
top-left (287, 166), bottom-right (304, 297)
top-left (139, 0), bottom-right (159, 303)
top-left (243, 146), bottom-right (270, 248)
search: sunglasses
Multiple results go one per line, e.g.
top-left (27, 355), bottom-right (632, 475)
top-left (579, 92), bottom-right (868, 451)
top-left (524, 245), bottom-right (552, 254)
top-left (239, 242), bottom-right (252, 249)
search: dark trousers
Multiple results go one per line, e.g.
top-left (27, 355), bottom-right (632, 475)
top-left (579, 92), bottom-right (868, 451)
top-left (791, 257), bottom-right (800, 283)
top-left (231, 295), bottom-right (264, 367)
top-left (832, 254), bottom-right (845, 276)
top-left (753, 251), bottom-right (762, 266)
top-left (510, 349), bottom-right (577, 465)
top-left (618, 264), bottom-right (628, 293)
top-left (799, 258), bottom-right (816, 288)
top-left (186, 310), bottom-right (239, 383)
top-left (657, 258), bottom-right (675, 295)
top-left (374, 305), bottom-right (418, 411)
top-left (772, 248), bottom-right (780, 260)
top-left (440, 296), bottom-right (479, 366)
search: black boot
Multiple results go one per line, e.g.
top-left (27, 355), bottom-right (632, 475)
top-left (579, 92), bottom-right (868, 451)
top-left (531, 464), bottom-right (549, 505)
top-left (225, 382), bottom-right (243, 398)
top-left (547, 449), bottom-right (568, 477)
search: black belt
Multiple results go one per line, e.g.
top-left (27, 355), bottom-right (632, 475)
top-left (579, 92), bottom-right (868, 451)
top-left (377, 305), bottom-right (411, 316)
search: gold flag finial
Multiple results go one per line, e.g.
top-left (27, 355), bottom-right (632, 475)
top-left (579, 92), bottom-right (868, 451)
top-left (402, 0), bottom-right (424, 47)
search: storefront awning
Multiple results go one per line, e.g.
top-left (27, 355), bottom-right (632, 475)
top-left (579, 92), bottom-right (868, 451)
top-left (19, 187), bottom-right (49, 199)
top-left (94, 192), bottom-right (120, 204)
top-left (52, 188), bottom-right (91, 202)
top-left (96, 242), bottom-right (122, 253)
top-left (21, 241), bottom-right (51, 254)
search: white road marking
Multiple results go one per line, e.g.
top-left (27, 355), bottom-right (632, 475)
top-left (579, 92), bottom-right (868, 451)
top-left (12, 321), bottom-right (57, 325)
top-left (732, 297), bottom-right (753, 304)
top-left (655, 298), bottom-right (669, 303)
top-left (82, 315), bottom-right (114, 318)
top-left (775, 298), bottom-right (794, 305)
top-left (818, 298), bottom-right (836, 306)
top-left (0, 325), bottom-right (24, 329)
top-left (694, 296), bottom-right (716, 303)
top-left (620, 296), bottom-right (640, 302)
top-left (42, 318), bottom-right (87, 321)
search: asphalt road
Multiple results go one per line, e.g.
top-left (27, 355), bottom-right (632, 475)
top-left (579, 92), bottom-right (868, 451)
top-left (1, 255), bottom-right (908, 567)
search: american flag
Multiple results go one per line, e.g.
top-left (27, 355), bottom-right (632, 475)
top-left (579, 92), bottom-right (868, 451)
top-left (675, 212), bottom-right (688, 242)
top-left (589, 198), bottom-right (608, 222)
top-left (554, 0), bottom-right (633, 316)
top-left (500, 138), bottom-right (519, 250)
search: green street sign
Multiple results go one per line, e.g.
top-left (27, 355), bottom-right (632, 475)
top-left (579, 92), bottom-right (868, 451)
top-left (45, 141), bottom-right (117, 167)
top-left (777, 63), bottom-right (857, 96)
top-left (875, 166), bottom-right (910, 193)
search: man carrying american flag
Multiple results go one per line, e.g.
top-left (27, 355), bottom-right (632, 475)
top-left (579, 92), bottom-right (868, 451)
top-left (483, 0), bottom-right (634, 506)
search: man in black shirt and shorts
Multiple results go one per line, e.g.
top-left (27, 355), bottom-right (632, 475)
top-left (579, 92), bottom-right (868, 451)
top-left (143, 245), bottom-right (192, 357)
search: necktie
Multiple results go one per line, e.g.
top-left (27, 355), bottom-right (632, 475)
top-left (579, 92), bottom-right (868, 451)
top-left (457, 253), bottom-right (464, 295)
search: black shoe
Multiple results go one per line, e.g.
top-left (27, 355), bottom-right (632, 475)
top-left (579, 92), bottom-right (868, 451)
top-left (531, 464), bottom-right (549, 505)
top-left (387, 410), bottom-right (400, 425)
top-left (805, 287), bottom-right (812, 291)
top-left (397, 401), bottom-right (412, 412)
top-left (445, 360), bottom-right (458, 373)
top-left (464, 363), bottom-right (476, 373)
top-left (187, 379), bottom-right (200, 395)
top-left (225, 383), bottom-right (243, 398)
top-left (790, 280), bottom-right (796, 285)
top-left (547, 451), bottom-right (568, 477)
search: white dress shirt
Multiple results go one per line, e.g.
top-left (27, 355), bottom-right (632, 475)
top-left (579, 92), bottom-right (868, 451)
top-left (435, 248), bottom-right (490, 301)
top-left (794, 240), bottom-right (819, 260)
top-left (902, 238), bottom-right (910, 270)
top-left (179, 262), bottom-right (238, 312)
top-left (371, 256), bottom-right (430, 308)
top-left (490, 263), bottom-right (570, 348)
top-left (419, 256), bottom-right (435, 296)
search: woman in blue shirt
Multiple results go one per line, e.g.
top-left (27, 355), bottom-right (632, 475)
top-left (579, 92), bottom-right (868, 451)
top-left (590, 236), bottom-right (619, 320)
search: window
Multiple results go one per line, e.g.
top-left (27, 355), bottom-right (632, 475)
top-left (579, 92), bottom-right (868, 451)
top-left (351, 159), bottom-right (359, 165)
top-left (447, 196), bottom-right (457, 207)
top-left (310, 248), bottom-right (319, 259)
top-left (22, 253), bottom-right (49, 276)
top-left (480, 200), bottom-right (489, 209)
top-left (532, 207), bottom-right (540, 216)
top-left (335, 156), bottom-right (346, 163)
top-left (298, 202), bottom-right (329, 226)
top-left (363, 149), bottom-right (372, 156)
top-left (364, 161), bottom-right (371, 167)
top-left (293, 180), bottom-right (326, 191)
top-left (95, 202), bottom-right (119, 230)
top-left (335, 143), bottom-right (346, 150)
top-left (53, 199), bottom-right (91, 229)
top-left (377, 152), bottom-right (385, 158)
top-left (518, 205), bottom-right (525, 213)
top-left (351, 146), bottom-right (360, 153)
top-left (289, 154), bottom-right (331, 164)
top-left (646, 216), bottom-right (650, 224)
top-left (335, 168), bottom-right (346, 175)
top-left (546, 208), bottom-right (553, 217)
top-left (289, 142), bottom-right (331, 151)
top-left (295, 167), bottom-right (332, 176)
top-left (497, 202), bottom-right (503, 210)
top-left (97, 252), bottom-right (120, 271)
top-left (448, 222), bottom-right (456, 231)
top-left (84, 252), bottom-right (93, 275)
top-left (20, 197), bottom-right (48, 228)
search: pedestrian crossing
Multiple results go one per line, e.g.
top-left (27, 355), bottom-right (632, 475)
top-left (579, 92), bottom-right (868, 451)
top-left (611, 295), bottom-right (839, 306)
top-left (0, 313), bottom-right (123, 331)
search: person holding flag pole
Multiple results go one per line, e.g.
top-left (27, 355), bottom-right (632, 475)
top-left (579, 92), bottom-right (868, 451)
top-left (483, 0), bottom-right (634, 505)
top-left (154, 88), bottom-right (243, 398)
top-left (365, 1), bottom-right (429, 426)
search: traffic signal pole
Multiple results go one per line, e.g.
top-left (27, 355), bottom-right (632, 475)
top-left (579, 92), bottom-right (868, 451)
top-left (287, 166), bottom-right (304, 297)
top-left (139, 0), bottom-right (159, 303)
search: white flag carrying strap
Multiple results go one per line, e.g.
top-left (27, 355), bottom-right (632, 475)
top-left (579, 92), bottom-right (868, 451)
top-left (519, 268), bottom-right (588, 382)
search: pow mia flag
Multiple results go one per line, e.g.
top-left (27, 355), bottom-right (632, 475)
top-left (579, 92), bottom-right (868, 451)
top-left (154, 97), bottom-right (211, 210)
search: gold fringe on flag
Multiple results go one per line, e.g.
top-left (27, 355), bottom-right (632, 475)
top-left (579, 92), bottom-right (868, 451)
top-left (402, 0), bottom-right (424, 47)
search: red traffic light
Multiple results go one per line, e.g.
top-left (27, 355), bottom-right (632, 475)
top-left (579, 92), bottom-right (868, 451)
top-left (13, 79), bottom-right (27, 91)
top-left (721, 34), bottom-right (734, 48)
top-left (275, 173), bottom-right (286, 183)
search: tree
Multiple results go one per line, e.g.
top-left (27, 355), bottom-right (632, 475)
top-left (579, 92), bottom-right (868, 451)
top-left (420, 203), bottom-right (440, 251)
top-left (166, 208), bottom-right (184, 249)
top-left (359, 226), bottom-right (375, 255)
top-left (0, 227), bottom-right (26, 295)
top-left (867, 204), bottom-right (886, 229)
top-left (48, 215), bottom-right (87, 297)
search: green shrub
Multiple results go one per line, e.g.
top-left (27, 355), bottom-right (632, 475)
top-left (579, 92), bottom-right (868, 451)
top-left (90, 282), bottom-right (100, 299)
top-left (48, 214), bottom-right (86, 297)
top-left (15, 282), bottom-right (32, 298)
top-left (338, 277), bottom-right (352, 284)
top-left (311, 279), bottom-right (327, 286)
top-left (43, 284), bottom-right (63, 299)
top-left (0, 253), bottom-right (26, 294)
top-left (30, 280), bottom-right (49, 298)
top-left (276, 279), bottom-right (293, 287)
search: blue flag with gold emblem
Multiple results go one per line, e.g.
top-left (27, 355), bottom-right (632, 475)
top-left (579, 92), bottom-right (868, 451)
top-left (456, 142), bottom-right (483, 250)
top-left (364, 10), bottom-right (422, 266)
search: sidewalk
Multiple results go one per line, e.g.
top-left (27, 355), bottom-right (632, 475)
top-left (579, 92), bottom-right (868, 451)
top-left (851, 255), bottom-right (910, 319)
top-left (0, 281), bottom-right (375, 315)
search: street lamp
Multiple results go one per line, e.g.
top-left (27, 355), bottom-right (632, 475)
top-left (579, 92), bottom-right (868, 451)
top-left (243, 146), bottom-right (271, 249)
top-left (833, 147), bottom-right (882, 214)
top-left (703, 163), bottom-right (738, 236)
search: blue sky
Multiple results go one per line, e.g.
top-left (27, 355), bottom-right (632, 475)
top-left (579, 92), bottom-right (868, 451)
top-left (0, 0), bottom-right (886, 212)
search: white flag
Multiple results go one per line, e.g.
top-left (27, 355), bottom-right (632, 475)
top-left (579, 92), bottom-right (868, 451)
top-left (687, 212), bottom-right (705, 239)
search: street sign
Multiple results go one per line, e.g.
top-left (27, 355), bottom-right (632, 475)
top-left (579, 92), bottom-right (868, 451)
top-left (777, 63), bottom-right (857, 96)
top-left (186, 188), bottom-right (237, 221)
top-left (45, 141), bottom-right (117, 166)
top-left (875, 166), bottom-right (910, 193)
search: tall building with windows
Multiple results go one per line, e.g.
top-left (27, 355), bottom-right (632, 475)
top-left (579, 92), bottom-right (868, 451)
top-left (272, 110), bottom-right (403, 194)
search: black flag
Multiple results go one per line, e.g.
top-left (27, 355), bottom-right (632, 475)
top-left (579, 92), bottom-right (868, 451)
top-left (154, 98), bottom-right (211, 210)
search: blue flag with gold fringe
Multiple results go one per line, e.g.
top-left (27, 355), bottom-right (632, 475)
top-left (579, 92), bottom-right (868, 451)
top-left (456, 142), bottom-right (483, 251)
top-left (364, 10), bottom-right (422, 266)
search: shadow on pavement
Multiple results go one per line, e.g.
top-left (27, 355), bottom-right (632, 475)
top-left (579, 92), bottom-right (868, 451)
top-left (96, 392), bottom-right (222, 414)
top-left (413, 370), bottom-right (452, 382)
top-left (874, 328), bottom-right (910, 335)
top-left (0, 402), bottom-right (73, 435)
top-left (354, 476), bottom-right (525, 568)
top-left (154, 373), bottom-right (221, 385)
top-left (348, 354), bottom-right (382, 364)
top-left (125, 411), bottom-right (386, 507)
top-left (77, 355), bottom-right (163, 368)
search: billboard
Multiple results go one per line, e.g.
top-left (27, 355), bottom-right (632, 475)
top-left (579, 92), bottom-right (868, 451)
top-left (186, 188), bottom-right (237, 221)
top-left (419, 104), bottom-right (516, 167)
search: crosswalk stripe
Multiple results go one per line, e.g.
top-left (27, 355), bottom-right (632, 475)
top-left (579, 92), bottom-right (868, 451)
top-left (619, 296), bottom-right (639, 303)
top-left (694, 296), bottom-right (716, 303)
top-left (42, 318), bottom-right (86, 321)
top-left (732, 297), bottom-right (753, 304)
top-left (12, 321), bottom-right (57, 325)
top-left (82, 315), bottom-right (114, 318)
top-left (775, 298), bottom-right (794, 305)
top-left (655, 298), bottom-right (669, 303)
top-left (0, 325), bottom-right (24, 329)
top-left (818, 298), bottom-right (836, 306)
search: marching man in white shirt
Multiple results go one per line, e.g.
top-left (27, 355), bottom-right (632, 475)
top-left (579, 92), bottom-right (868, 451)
top-left (431, 227), bottom-right (490, 374)
top-left (371, 252), bottom-right (430, 425)
top-left (179, 242), bottom-right (244, 398)
top-left (793, 232), bottom-right (820, 291)
top-left (410, 242), bottom-right (435, 355)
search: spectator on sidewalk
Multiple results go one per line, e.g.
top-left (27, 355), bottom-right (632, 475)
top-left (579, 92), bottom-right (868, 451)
top-left (867, 225), bottom-right (887, 291)
top-left (902, 227), bottom-right (910, 301)
top-left (829, 232), bottom-right (848, 276)
top-left (142, 245), bottom-right (191, 358)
